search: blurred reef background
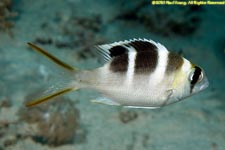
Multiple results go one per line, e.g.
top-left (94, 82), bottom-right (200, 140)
top-left (0, 0), bottom-right (225, 150)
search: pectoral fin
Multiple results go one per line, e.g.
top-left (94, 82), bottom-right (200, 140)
top-left (166, 89), bottom-right (174, 98)
top-left (161, 89), bottom-right (175, 106)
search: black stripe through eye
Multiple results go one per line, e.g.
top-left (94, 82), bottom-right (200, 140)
top-left (191, 66), bottom-right (202, 85)
top-left (190, 66), bottom-right (202, 93)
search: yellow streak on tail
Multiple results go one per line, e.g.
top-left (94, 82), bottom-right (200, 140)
top-left (26, 88), bottom-right (75, 107)
top-left (27, 42), bottom-right (75, 71)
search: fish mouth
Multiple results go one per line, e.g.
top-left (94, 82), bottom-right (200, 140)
top-left (200, 77), bottom-right (209, 91)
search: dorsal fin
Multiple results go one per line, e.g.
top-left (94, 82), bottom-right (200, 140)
top-left (97, 38), bottom-right (165, 62)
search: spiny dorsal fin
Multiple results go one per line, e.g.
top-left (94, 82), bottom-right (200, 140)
top-left (97, 38), bottom-right (167, 62)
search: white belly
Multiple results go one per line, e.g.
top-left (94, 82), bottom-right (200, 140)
top-left (83, 66), bottom-right (175, 107)
top-left (94, 74), bottom-right (172, 107)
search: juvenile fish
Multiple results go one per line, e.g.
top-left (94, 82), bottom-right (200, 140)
top-left (26, 39), bottom-right (209, 109)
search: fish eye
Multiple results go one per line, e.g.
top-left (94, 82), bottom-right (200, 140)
top-left (198, 71), bottom-right (203, 82)
top-left (189, 66), bottom-right (203, 84)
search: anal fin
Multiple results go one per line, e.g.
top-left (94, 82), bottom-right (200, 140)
top-left (90, 97), bottom-right (120, 106)
top-left (124, 106), bottom-right (160, 109)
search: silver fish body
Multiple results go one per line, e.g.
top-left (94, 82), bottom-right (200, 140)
top-left (26, 39), bottom-right (209, 108)
top-left (74, 39), bottom-right (209, 108)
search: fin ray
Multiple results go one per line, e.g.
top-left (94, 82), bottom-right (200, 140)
top-left (26, 87), bottom-right (75, 107)
top-left (27, 43), bottom-right (75, 71)
top-left (96, 38), bottom-right (166, 63)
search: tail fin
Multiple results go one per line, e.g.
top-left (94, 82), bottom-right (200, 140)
top-left (27, 43), bottom-right (76, 71)
top-left (26, 87), bottom-right (75, 107)
top-left (26, 43), bottom-right (78, 107)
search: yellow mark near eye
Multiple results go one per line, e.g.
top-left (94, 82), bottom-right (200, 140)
top-left (171, 71), bottom-right (185, 89)
top-left (190, 63), bottom-right (196, 68)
